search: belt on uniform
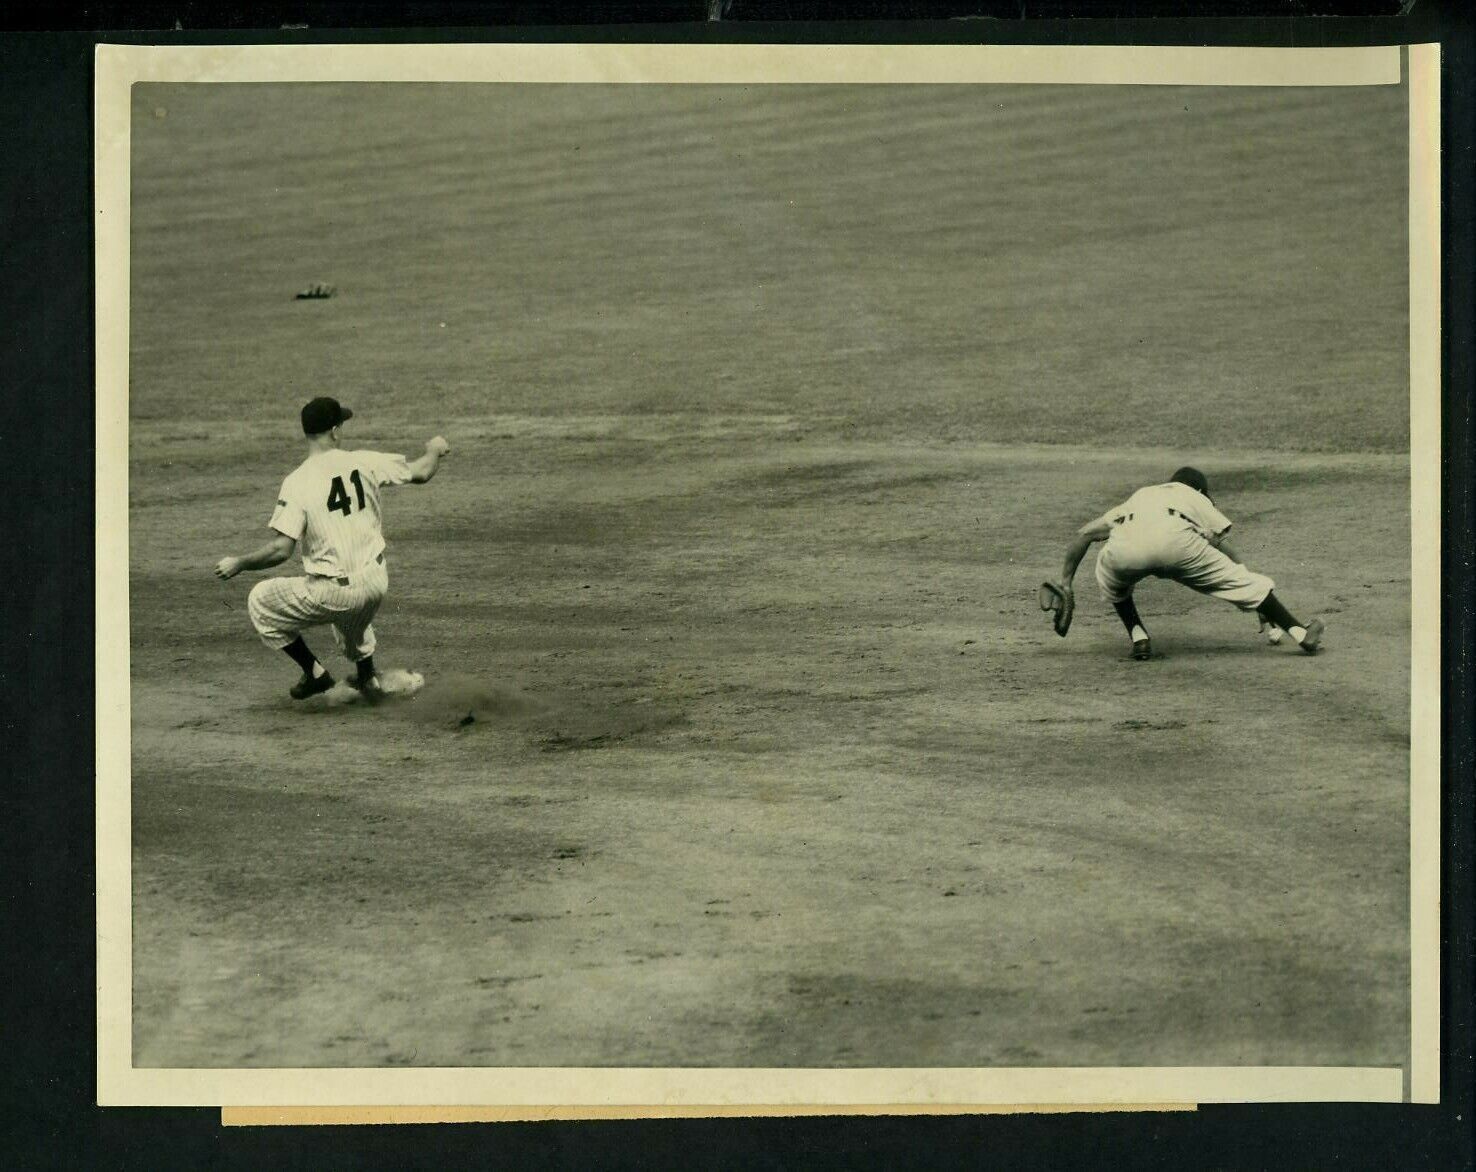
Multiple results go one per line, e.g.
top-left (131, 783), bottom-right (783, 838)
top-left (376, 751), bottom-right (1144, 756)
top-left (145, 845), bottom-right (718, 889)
top-left (317, 551), bottom-right (383, 587)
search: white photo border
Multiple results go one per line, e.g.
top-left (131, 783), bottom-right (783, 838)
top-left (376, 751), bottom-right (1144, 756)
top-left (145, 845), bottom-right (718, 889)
top-left (95, 40), bottom-right (1435, 1111)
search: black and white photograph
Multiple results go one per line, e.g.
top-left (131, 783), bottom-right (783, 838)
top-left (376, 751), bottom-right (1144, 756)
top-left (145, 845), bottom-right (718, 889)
top-left (96, 42), bottom-right (1438, 1107)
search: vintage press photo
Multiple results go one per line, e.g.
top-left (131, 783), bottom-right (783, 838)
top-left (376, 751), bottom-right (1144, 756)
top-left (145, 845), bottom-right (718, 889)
top-left (96, 43), bottom-right (1438, 1108)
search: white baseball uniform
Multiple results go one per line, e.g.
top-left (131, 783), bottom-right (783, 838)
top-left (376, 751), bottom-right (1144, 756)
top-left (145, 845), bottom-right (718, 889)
top-left (1091, 481), bottom-right (1273, 611)
top-left (247, 448), bottom-right (413, 662)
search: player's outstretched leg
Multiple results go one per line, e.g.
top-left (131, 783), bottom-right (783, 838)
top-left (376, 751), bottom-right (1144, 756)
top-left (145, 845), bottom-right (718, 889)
top-left (1113, 596), bottom-right (1153, 661)
top-left (330, 594), bottom-right (386, 703)
top-left (1255, 591), bottom-right (1324, 655)
top-left (283, 636), bottom-right (336, 698)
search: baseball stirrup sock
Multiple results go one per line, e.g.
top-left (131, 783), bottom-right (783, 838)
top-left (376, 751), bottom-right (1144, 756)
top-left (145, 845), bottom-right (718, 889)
top-left (1256, 592), bottom-right (1302, 635)
top-left (283, 637), bottom-right (324, 676)
top-left (356, 655), bottom-right (377, 684)
top-left (1113, 597), bottom-right (1146, 635)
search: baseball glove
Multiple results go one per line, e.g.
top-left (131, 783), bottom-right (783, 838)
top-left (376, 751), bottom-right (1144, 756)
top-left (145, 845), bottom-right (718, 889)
top-left (1038, 580), bottom-right (1074, 637)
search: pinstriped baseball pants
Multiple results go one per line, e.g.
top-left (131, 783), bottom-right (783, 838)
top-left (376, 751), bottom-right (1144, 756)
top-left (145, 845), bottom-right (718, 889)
top-left (246, 560), bottom-right (389, 663)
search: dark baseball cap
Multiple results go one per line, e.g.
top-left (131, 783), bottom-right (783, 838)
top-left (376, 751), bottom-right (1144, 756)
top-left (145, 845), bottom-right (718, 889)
top-left (301, 396), bottom-right (353, 435)
top-left (1171, 466), bottom-right (1210, 496)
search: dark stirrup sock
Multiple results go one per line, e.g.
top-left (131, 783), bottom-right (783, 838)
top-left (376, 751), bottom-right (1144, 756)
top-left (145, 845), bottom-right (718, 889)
top-left (1113, 598), bottom-right (1145, 635)
top-left (282, 637), bottom-right (324, 677)
top-left (356, 654), bottom-right (377, 684)
top-left (1256, 592), bottom-right (1302, 633)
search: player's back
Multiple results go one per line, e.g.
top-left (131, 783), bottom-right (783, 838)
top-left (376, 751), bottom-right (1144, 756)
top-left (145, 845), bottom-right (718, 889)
top-left (274, 448), bottom-right (411, 578)
top-left (1120, 482), bottom-right (1231, 542)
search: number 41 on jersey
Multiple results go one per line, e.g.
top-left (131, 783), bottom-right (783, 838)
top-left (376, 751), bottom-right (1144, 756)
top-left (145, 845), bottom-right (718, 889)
top-left (327, 469), bottom-right (367, 516)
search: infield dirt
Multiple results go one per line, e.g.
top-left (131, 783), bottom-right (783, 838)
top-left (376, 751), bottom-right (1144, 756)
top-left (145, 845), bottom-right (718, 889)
top-left (127, 82), bottom-right (1410, 1068)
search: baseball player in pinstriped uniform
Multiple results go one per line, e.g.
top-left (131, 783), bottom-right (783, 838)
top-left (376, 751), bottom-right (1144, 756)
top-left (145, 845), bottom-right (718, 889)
top-left (214, 397), bottom-right (450, 700)
top-left (1052, 466), bottom-right (1324, 661)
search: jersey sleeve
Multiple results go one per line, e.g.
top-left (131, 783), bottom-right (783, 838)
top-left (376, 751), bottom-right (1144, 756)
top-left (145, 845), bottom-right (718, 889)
top-left (1201, 498), bottom-right (1233, 537)
top-left (1083, 497), bottom-right (1131, 533)
top-left (361, 450), bottom-right (414, 488)
top-left (269, 480), bottom-right (307, 541)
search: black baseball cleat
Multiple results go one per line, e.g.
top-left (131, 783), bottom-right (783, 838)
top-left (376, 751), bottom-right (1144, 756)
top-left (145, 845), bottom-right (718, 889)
top-left (289, 670), bottom-right (336, 699)
top-left (1299, 618), bottom-right (1325, 655)
top-left (1131, 637), bottom-right (1152, 661)
top-left (350, 674), bottom-right (386, 704)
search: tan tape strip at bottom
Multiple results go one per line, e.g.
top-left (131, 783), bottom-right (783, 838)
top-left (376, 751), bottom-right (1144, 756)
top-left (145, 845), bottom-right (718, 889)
top-left (223, 1103), bottom-right (1195, 1126)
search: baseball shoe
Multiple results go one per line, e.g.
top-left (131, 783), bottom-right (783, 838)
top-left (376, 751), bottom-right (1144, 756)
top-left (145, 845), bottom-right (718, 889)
top-left (1299, 618), bottom-right (1325, 655)
top-left (350, 674), bottom-right (386, 704)
top-left (289, 670), bottom-right (335, 700)
top-left (1131, 637), bottom-right (1152, 661)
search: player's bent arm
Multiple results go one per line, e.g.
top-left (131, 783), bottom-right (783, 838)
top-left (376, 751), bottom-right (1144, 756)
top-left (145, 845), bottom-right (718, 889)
top-left (1060, 520), bottom-right (1110, 588)
top-left (407, 435), bottom-right (452, 484)
top-left (214, 533), bottom-right (297, 580)
top-left (1213, 535), bottom-right (1242, 563)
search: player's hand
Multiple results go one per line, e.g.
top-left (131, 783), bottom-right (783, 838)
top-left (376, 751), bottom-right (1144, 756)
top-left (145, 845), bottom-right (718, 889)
top-left (214, 557), bottom-right (242, 580)
top-left (426, 435), bottom-right (451, 457)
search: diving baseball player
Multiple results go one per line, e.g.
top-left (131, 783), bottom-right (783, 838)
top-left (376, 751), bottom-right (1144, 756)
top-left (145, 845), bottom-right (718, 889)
top-left (214, 396), bottom-right (450, 700)
top-left (1046, 466), bottom-right (1324, 661)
